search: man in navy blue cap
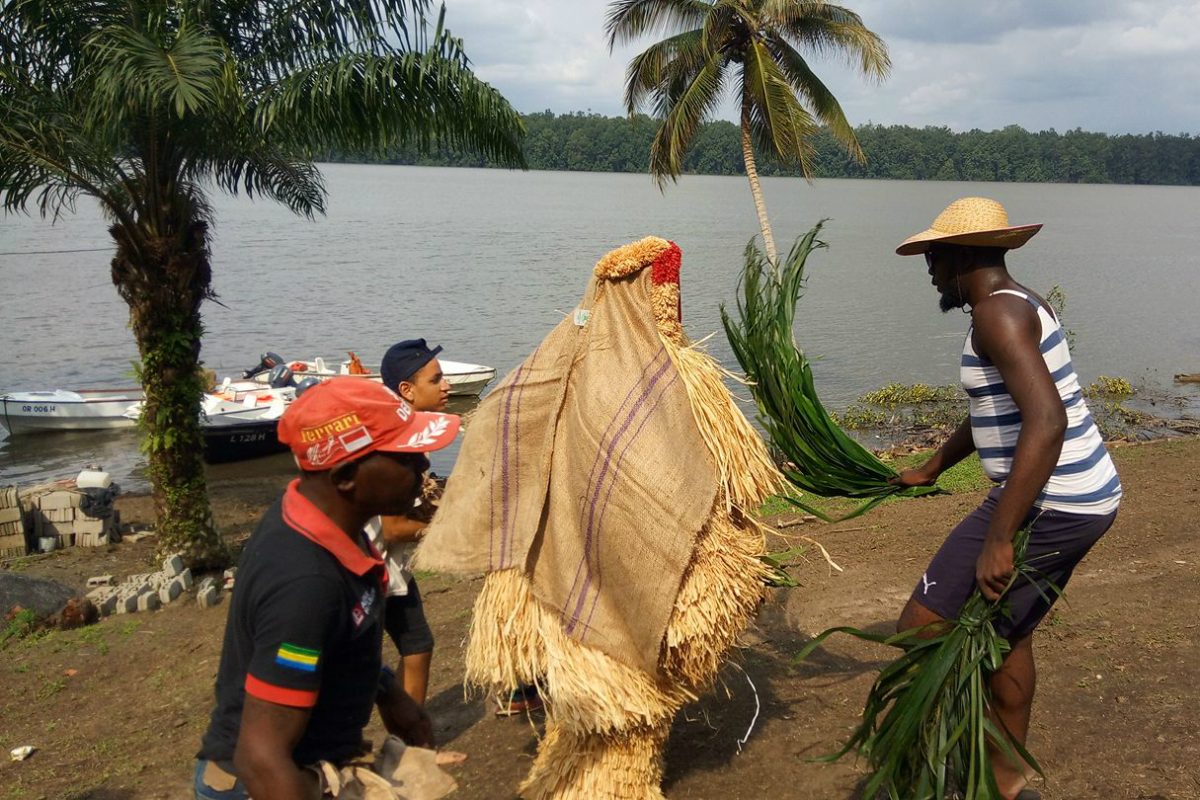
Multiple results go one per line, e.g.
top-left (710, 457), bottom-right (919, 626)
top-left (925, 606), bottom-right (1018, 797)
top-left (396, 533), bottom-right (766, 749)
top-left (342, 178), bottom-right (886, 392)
top-left (368, 339), bottom-right (450, 712)
top-left (381, 339), bottom-right (449, 414)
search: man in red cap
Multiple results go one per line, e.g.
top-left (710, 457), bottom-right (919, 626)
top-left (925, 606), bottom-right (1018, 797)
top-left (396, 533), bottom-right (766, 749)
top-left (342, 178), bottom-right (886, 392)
top-left (195, 378), bottom-right (460, 800)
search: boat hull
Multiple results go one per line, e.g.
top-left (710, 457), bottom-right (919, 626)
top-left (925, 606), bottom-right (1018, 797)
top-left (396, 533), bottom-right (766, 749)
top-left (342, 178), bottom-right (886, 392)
top-left (202, 417), bottom-right (288, 464)
top-left (0, 390), bottom-right (143, 435)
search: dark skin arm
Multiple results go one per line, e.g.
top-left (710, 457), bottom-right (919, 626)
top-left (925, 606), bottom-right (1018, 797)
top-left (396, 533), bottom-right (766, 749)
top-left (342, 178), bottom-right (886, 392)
top-left (377, 673), bottom-right (435, 746)
top-left (378, 514), bottom-right (427, 546)
top-left (891, 415), bottom-right (976, 488)
top-left (969, 294), bottom-right (1066, 600)
top-left (233, 697), bottom-right (320, 800)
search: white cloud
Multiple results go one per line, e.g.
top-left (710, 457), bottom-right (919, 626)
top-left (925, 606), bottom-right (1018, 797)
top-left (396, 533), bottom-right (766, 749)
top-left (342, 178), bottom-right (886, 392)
top-left (438, 0), bottom-right (1200, 134)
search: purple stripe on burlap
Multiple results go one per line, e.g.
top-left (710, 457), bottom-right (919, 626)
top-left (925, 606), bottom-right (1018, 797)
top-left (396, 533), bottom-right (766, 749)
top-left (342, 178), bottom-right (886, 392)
top-left (501, 344), bottom-right (539, 568)
top-left (493, 352), bottom-right (535, 570)
top-left (488, 382), bottom-right (504, 570)
top-left (577, 348), bottom-right (667, 532)
top-left (563, 356), bottom-right (674, 635)
top-left (579, 372), bottom-right (679, 635)
top-left (564, 348), bottom-right (668, 605)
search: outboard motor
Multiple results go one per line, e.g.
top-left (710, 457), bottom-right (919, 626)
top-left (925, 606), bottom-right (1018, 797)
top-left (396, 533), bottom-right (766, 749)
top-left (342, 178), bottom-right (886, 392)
top-left (241, 351), bottom-right (286, 380)
top-left (294, 377), bottom-right (320, 397)
top-left (266, 364), bottom-right (296, 389)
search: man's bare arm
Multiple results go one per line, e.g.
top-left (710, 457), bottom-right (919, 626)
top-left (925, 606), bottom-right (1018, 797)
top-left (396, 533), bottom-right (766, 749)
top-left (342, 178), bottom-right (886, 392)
top-left (379, 514), bottom-right (428, 545)
top-left (892, 416), bottom-right (976, 488)
top-left (233, 696), bottom-right (320, 800)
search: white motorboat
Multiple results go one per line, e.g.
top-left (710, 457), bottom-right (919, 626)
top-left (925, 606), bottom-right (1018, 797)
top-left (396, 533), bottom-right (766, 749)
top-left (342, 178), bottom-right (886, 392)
top-left (250, 355), bottom-right (496, 397)
top-left (123, 381), bottom-right (295, 463)
top-left (0, 389), bottom-right (144, 435)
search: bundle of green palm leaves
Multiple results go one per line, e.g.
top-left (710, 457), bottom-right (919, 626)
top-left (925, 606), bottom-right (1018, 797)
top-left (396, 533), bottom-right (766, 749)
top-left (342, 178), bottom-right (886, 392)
top-left (794, 529), bottom-right (1049, 799)
top-left (721, 223), bottom-right (939, 519)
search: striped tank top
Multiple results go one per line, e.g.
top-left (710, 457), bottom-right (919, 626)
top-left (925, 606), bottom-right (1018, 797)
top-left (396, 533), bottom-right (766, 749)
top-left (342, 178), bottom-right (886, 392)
top-left (962, 289), bottom-right (1122, 515)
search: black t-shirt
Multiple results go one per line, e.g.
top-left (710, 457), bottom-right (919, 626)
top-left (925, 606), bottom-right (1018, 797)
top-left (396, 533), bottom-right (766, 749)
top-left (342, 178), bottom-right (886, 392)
top-left (198, 480), bottom-right (388, 767)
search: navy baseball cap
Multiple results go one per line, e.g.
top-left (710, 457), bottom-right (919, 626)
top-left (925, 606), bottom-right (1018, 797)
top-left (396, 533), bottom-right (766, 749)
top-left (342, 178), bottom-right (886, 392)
top-left (380, 339), bottom-right (443, 390)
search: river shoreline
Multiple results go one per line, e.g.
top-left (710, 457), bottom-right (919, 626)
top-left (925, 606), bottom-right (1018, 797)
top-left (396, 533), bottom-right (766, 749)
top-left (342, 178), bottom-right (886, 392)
top-left (1, 435), bottom-right (1196, 799)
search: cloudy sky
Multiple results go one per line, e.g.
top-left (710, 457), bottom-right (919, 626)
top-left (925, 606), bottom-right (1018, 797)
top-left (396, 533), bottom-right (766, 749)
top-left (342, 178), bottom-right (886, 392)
top-left (440, 0), bottom-right (1199, 135)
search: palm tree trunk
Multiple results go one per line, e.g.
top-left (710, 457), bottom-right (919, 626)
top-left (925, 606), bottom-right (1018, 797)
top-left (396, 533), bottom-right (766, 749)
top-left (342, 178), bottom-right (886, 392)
top-left (110, 220), bottom-right (228, 570)
top-left (741, 103), bottom-right (777, 264)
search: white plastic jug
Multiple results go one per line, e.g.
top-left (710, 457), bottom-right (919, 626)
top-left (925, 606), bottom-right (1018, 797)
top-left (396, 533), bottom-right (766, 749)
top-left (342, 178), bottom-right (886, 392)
top-left (76, 469), bottom-right (113, 489)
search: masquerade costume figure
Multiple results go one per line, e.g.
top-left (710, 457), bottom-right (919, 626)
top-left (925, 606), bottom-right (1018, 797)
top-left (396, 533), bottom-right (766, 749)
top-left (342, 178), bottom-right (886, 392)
top-left (417, 238), bottom-right (784, 798)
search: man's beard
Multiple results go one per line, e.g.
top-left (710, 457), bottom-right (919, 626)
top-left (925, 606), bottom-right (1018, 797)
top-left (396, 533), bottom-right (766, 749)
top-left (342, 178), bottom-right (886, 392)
top-left (939, 291), bottom-right (963, 313)
top-left (939, 280), bottom-right (965, 313)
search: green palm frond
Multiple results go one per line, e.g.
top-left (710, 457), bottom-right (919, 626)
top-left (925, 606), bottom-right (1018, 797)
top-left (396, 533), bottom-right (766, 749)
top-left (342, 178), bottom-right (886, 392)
top-left (254, 50), bottom-right (524, 166)
top-left (87, 20), bottom-right (229, 118)
top-left (605, 0), bottom-right (711, 49)
top-left (768, 0), bottom-right (890, 81)
top-left (622, 29), bottom-right (706, 116)
top-left (766, 34), bottom-right (860, 160)
top-left (740, 37), bottom-right (819, 171)
top-left (793, 528), bottom-right (1050, 799)
top-left (721, 223), bottom-right (939, 520)
top-left (649, 49), bottom-right (727, 184)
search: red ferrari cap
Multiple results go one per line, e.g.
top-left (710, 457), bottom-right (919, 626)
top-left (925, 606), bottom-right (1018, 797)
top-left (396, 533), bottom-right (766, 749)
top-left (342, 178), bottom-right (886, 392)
top-left (278, 377), bottom-right (459, 471)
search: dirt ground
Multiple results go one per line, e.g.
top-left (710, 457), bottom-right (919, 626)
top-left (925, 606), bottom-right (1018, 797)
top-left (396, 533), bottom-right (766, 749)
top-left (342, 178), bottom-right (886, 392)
top-left (1, 437), bottom-right (1197, 800)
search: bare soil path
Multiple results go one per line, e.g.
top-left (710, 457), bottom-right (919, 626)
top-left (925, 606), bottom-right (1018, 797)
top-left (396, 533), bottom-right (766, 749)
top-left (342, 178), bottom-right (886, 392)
top-left (2, 438), bottom-right (1197, 799)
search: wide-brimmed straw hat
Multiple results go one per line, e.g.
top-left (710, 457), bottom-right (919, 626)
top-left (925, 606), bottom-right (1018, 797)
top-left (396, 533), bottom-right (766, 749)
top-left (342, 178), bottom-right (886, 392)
top-left (895, 197), bottom-right (1042, 256)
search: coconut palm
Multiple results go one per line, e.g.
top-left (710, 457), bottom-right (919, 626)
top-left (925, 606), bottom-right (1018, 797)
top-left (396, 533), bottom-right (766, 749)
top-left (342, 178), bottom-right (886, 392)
top-left (0, 0), bottom-right (524, 568)
top-left (606, 0), bottom-right (889, 263)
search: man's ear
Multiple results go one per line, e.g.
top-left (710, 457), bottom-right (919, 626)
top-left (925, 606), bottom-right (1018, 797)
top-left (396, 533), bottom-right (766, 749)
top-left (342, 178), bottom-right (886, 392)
top-left (398, 380), bottom-right (416, 402)
top-left (330, 460), bottom-right (359, 492)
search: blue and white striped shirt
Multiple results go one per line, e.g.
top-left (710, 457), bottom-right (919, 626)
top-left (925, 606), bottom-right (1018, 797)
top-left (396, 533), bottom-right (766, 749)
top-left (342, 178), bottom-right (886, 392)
top-left (962, 289), bottom-right (1121, 515)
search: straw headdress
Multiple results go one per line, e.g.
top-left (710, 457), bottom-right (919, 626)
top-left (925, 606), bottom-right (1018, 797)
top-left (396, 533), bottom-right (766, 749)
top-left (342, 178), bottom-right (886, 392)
top-left (895, 197), bottom-right (1042, 256)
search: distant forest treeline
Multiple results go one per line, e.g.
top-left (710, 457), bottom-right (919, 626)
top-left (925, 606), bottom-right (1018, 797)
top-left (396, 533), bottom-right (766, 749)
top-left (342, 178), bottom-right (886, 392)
top-left (329, 111), bottom-right (1200, 185)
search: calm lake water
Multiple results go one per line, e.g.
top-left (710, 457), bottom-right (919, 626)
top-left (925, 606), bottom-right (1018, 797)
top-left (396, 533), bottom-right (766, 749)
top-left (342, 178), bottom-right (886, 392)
top-left (2, 165), bottom-right (1197, 490)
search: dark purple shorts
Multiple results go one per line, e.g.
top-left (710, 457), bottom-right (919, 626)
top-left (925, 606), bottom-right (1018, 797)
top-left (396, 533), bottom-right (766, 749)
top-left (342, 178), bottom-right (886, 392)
top-left (911, 488), bottom-right (1118, 639)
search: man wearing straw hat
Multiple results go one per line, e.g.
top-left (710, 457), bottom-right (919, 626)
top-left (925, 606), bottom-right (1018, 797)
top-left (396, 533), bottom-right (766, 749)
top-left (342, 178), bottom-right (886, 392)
top-left (891, 197), bottom-right (1122, 800)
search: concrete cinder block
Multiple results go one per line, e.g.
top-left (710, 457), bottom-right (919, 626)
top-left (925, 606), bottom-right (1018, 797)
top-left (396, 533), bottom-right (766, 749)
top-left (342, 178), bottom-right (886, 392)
top-left (86, 575), bottom-right (115, 588)
top-left (73, 517), bottom-right (106, 536)
top-left (137, 592), bottom-right (161, 612)
top-left (98, 593), bottom-right (119, 616)
top-left (179, 568), bottom-right (193, 590)
top-left (38, 491), bottom-right (81, 511)
top-left (196, 575), bottom-right (219, 594)
top-left (86, 586), bottom-right (114, 602)
top-left (117, 594), bottom-right (138, 614)
top-left (163, 554), bottom-right (185, 577)
top-left (197, 586), bottom-right (221, 609)
top-left (159, 580), bottom-right (182, 604)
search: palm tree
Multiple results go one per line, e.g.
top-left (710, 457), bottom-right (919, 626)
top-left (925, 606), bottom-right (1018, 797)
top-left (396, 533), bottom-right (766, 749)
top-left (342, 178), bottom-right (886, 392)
top-left (606, 0), bottom-right (889, 263)
top-left (0, 0), bottom-right (524, 569)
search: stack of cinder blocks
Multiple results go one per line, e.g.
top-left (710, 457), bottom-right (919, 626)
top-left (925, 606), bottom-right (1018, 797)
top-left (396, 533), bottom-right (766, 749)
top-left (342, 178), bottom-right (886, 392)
top-left (85, 554), bottom-right (194, 617)
top-left (29, 489), bottom-right (120, 549)
top-left (0, 486), bottom-right (25, 558)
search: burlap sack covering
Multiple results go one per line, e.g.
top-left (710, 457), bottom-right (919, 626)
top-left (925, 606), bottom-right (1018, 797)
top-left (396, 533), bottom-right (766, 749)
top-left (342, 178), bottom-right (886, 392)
top-left (416, 237), bottom-right (785, 799)
top-left (418, 242), bottom-right (716, 671)
top-left (312, 739), bottom-right (456, 800)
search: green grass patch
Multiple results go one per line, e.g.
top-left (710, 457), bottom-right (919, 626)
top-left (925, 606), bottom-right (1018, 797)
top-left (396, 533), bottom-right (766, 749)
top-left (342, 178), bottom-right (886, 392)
top-left (1, 609), bottom-right (39, 648)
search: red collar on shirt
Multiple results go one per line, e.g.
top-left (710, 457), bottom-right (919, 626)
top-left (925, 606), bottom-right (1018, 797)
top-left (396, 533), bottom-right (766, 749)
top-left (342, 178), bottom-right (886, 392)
top-left (281, 480), bottom-right (387, 588)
